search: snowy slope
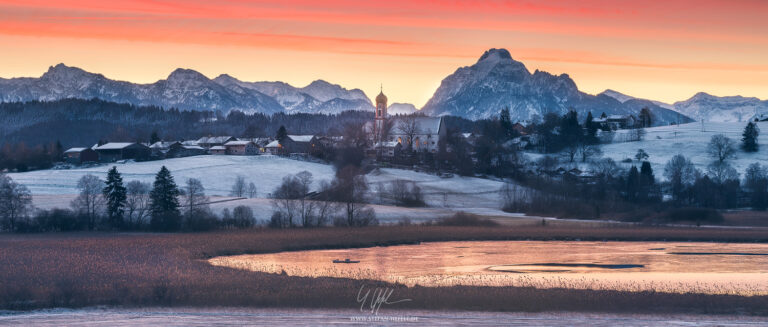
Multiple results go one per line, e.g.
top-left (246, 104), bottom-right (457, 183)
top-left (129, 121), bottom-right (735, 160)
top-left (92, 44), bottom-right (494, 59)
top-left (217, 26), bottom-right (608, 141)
top-left (599, 89), bottom-right (675, 110)
top-left (601, 90), bottom-right (768, 123)
top-left (387, 103), bottom-right (418, 115)
top-left (212, 74), bottom-right (373, 114)
top-left (673, 92), bottom-right (768, 123)
top-left (598, 121), bottom-right (768, 179)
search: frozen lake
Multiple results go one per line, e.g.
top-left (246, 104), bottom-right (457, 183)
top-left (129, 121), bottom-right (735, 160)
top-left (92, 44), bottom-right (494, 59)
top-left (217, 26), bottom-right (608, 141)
top-left (1, 308), bottom-right (766, 326)
top-left (211, 241), bottom-right (768, 295)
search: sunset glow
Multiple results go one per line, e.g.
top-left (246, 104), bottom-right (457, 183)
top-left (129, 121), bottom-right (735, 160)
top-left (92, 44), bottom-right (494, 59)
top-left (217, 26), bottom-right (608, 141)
top-left (1, 0), bottom-right (767, 106)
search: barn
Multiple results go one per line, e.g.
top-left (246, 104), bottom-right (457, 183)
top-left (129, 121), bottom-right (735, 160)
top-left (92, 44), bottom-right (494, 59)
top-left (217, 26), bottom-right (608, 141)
top-left (63, 147), bottom-right (99, 164)
top-left (94, 143), bottom-right (151, 162)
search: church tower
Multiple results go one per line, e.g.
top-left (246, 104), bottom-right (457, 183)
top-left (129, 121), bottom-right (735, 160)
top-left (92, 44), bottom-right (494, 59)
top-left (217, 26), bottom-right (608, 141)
top-left (374, 86), bottom-right (388, 141)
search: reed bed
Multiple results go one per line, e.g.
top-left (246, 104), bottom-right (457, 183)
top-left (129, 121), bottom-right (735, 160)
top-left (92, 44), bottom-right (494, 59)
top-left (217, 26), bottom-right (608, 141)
top-left (1, 225), bottom-right (768, 315)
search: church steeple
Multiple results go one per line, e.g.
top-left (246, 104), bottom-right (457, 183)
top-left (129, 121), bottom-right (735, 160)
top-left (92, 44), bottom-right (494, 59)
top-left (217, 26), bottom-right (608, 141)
top-left (375, 85), bottom-right (387, 119)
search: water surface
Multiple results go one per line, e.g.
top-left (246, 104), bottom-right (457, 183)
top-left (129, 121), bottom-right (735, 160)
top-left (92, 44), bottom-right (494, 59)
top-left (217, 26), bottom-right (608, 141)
top-left (210, 241), bottom-right (768, 295)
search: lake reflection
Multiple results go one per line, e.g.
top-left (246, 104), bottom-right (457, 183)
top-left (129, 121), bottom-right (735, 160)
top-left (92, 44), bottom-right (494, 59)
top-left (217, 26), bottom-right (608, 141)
top-left (209, 241), bottom-right (768, 295)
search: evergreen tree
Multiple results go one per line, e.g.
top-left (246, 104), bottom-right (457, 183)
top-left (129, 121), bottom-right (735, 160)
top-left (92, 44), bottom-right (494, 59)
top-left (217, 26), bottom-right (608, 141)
top-left (638, 107), bottom-right (653, 128)
top-left (742, 121), bottom-right (759, 152)
top-left (275, 125), bottom-right (288, 142)
top-left (585, 111), bottom-right (598, 141)
top-left (640, 161), bottom-right (654, 184)
top-left (149, 131), bottom-right (161, 144)
top-left (103, 166), bottom-right (127, 228)
top-left (499, 107), bottom-right (513, 139)
top-left (559, 110), bottom-right (582, 146)
top-left (149, 166), bottom-right (181, 231)
top-left (625, 166), bottom-right (640, 202)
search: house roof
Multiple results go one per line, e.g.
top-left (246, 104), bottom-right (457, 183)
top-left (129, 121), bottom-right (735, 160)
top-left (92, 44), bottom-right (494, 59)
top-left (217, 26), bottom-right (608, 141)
top-left (265, 140), bottom-right (280, 148)
top-left (375, 141), bottom-right (400, 148)
top-left (224, 140), bottom-right (254, 146)
top-left (150, 141), bottom-right (180, 149)
top-left (64, 147), bottom-right (88, 153)
top-left (389, 117), bottom-right (443, 135)
top-left (197, 136), bottom-right (234, 144)
top-left (95, 142), bottom-right (137, 150)
top-left (182, 145), bottom-right (205, 150)
top-left (209, 146), bottom-right (226, 150)
top-left (287, 135), bottom-right (314, 142)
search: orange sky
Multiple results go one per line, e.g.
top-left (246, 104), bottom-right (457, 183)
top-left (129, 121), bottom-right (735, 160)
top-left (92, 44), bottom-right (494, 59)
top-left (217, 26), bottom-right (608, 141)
top-left (1, 0), bottom-right (767, 107)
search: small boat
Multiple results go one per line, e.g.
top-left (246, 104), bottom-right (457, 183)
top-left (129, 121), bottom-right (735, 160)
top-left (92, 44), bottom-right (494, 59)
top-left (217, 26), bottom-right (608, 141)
top-left (333, 258), bottom-right (360, 264)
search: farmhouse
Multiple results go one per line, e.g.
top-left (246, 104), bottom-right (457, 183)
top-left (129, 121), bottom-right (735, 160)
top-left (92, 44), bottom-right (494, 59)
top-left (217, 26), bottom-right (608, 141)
top-left (196, 136), bottom-right (237, 148)
top-left (209, 146), bottom-right (227, 155)
top-left (594, 115), bottom-right (637, 130)
top-left (63, 147), bottom-right (99, 164)
top-left (374, 141), bottom-right (402, 158)
top-left (94, 143), bottom-right (150, 162)
top-left (224, 140), bottom-right (259, 155)
top-left (282, 135), bottom-right (316, 154)
top-left (264, 140), bottom-right (280, 155)
top-left (149, 141), bottom-right (181, 157)
top-left (166, 144), bottom-right (207, 158)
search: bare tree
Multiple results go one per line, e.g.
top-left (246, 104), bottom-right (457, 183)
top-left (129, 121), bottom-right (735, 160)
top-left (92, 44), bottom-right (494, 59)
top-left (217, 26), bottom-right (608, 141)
top-left (232, 205), bottom-right (254, 227)
top-left (71, 174), bottom-right (105, 230)
top-left (125, 180), bottom-right (150, 228)
top-left (707, 161), bottom-right (739, 184)
top-left (230, 175), bottom-right (247, 197)
top-left (0, 174), bottom-right (33, 231)
top-left (578, 143), bottom-right (602, 163)
top-left (330, 166), bottom-right (376, 227)
top-left (591, 158), bottom-right (621, 178)
top-left (397, 116), bottom-right (420, 150)
top-left (384, 179), bottom-right (425, 207)
top-left (314, 180), bottom-right (339, 226)
top-left (664, 154), bottom-right (699, 203)
top-left (184, 178), bottom-right (209, 214)
top-left (247, 182), bottom-right (258, 198)
top-left (270, 174), bottom-right (305, 227)
top-left (707, 134), bottom-right (736, 164)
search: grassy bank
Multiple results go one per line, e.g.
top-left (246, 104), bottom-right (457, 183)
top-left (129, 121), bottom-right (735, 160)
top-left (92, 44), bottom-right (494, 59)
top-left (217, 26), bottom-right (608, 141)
top-left (1, 225), bottom-right (768, 315)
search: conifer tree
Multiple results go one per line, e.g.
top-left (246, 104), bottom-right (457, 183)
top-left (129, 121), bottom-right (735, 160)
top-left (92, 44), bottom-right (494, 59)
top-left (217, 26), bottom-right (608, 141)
top-left (275, 125), bottom-right (288, 142)
top-left (742, 121), bottom-right (759, 152)
top-left (150, 166), bottom-right (181, 231)
top-left (103, 166), bottom-right (127, 228)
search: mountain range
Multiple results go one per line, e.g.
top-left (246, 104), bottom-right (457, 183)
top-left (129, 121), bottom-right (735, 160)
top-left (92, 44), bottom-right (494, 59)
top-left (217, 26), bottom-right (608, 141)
top-left (0, 50), bottom-right (764, 124)
top-left (601, 89), bottom-right (768, 123)
top-left (0, 64), bottom-right (373, 115)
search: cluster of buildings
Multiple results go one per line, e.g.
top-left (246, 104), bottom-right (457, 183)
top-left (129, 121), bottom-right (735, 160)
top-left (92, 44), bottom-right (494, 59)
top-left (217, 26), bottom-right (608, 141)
top-left (364, 89), bottom-right (446, 158)
top-left (62, 135), bottom-right (319, 164)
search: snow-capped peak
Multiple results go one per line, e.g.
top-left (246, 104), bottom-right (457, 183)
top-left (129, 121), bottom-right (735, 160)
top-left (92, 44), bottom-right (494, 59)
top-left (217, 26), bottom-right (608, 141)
top-left (166, 68), bottom-right (209, 82)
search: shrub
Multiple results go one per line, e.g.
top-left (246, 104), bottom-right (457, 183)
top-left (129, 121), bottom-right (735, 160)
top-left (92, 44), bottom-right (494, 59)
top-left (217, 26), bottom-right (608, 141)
top-left (231, 206), bottom-right (255, 228)
top-left (435, 212), bottom-right (499, 227)
top-left (184, 210), bottom-right (219, 231)
top-left (654, 207), bottom-right (724, 224)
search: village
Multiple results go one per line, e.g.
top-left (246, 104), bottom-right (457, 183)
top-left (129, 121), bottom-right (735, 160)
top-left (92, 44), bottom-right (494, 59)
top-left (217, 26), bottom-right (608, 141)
top-left (59, 89), bottom-right (643, 177)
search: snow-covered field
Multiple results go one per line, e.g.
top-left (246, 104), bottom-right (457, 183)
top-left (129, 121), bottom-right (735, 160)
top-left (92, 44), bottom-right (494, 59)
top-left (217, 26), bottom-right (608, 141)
top-left (8, 155), bottom-right (337, 197)
top-left (10, 154), bottom-right (516, 223)
top-left (564, 121), bottom-right (768, 180)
